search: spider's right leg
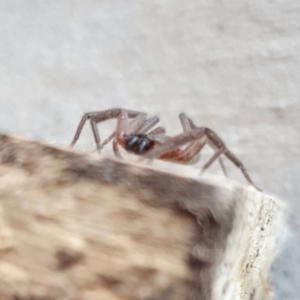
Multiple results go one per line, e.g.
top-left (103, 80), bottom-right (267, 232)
top-left (113, 111), bottom-right (149, 159)
top-left (70, 108), bottom-right (141, 151)
top-left (99, 115), bottom-right (159, 150)
top-left (218, 157), bottom-right (228, 176)
top-left (70, 112), bottom-right (103, 148)
top-left (116, 110), bottom-right (147, 141)
top-left (144, 128), bottom-right (206, 159)
top-left (113, 139), bottom-right (122, 159)
top-left (99, 132), bottom-right (115, 151)
top-left (148, 127), bottom-right (166, 135)
top-left (137, 116), bottom-right (160, 134)
top-left (178, 113), bottom-right (207, 163)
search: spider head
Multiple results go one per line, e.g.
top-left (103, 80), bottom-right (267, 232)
top-left (125, 134), bottom-right (155, 155)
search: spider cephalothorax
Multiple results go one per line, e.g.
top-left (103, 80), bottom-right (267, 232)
top-left (70, 108), bottom-right (261, 191)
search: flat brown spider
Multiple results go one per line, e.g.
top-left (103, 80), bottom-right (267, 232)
top-left (70, 108), bottom-right (261, 191)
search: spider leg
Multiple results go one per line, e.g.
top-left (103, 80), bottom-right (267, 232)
top-left (148, 126), bottom-right (166, 135)
top-left (100, 115), bottom-right (160, 151)
top-left (179, 113), bottom-right (207, 154)
top-left (180, 113), bottom-right (228, 176)
top-left (113, 139), bottom-right (122, 159)
top-left (116, 111), bottom-right (147, 140)
top-left (90, 118), bottom-right (102, 153)
top-left (200, 146), bottom-right (225, 173)
top-left (202, 126), bottom-right (260, 188)
top-left (99, 111), bottom-right (147, 153)
top-left (218, 157), bottom-right (228, 177)
top-left (135, 128), bottom-right (168, 164)
top-left (113, 111), bottom-right (152, 159)
top-left (142, 113), bottom-right (207, 161)
top-left (144, 128), bottom-right (206, 159)
top-left (202, 126), bottom-right (261, 191)
top-left (144, 128), bottom-right (169, 146)
top-left (146, 128), bottom-right (170, 146)
top-left (223, 148), bottom-right (262, 191)
top-left (184, 114), bottom-right (261, 190)
top-left (137, 116), bottom-right (160, 133)
top-left (176, 139), bottom-right (206, 163)
top-left (179, 112), bottom-right (192, 132)
top-left (116, 110), bottom-right (131, 140)
top-left (70, 108), bottom-right (142, 150)
top-left (99, 132), bottom-right (115, 150)
top-left (70, 112), bottom-right (103, 147)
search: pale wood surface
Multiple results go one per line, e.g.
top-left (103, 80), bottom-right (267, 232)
top-left (0, 134), bottom-right (284, 300)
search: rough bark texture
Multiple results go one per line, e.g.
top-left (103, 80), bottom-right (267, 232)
top-left (0, 134), bottom-right (284, 300)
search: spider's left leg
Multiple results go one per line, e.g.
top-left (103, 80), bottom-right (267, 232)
top-left (180, 113), bottom-right (228, 176)
top-left (184, 115), bottom-right (261, 190)
top-left (222, 148), bottom-right (261, 191)
top-left (199, 142), bottom-right (225, 174)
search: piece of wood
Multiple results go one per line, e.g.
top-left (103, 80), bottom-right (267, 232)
top-left (0, 134), bottom-right (284, 300)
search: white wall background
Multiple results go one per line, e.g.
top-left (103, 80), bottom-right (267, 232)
top-left (0, 1), bottom-right (299, 298)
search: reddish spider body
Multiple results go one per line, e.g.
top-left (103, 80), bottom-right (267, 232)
top-left (70, 108), bottom-right (261, 191)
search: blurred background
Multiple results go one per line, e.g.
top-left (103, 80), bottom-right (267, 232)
top-left (0, 1), bottom-right (299, 299)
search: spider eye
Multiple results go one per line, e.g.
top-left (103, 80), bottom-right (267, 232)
top-left (126, 136), bottom-right (139, 149)
top-left (125, 136), bottom-right (140, 152)
top-left (125, 135), bottom-right (153, 154)
top-left (138, 139), bottom-right (150, 154)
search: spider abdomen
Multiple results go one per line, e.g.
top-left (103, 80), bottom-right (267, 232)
top-left (125, 134), bottom-right (155, 155)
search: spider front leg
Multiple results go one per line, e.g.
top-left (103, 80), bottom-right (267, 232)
top-left (69, 108), bottom-right (143, 153)
top-left (113, 111), bottom-right (161, 159)
top-left (99, 114), bottom-right (161, 151)
top-left (70, 111), bottom-right (103, 148)
top-left (113, 111), bottom-right (147, 159)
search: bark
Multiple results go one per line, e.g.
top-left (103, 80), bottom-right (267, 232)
top-left (0, 134), bottom-right (284, 300)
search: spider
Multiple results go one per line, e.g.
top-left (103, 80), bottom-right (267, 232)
top-left (70, 108), bottom-right (261, 191)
